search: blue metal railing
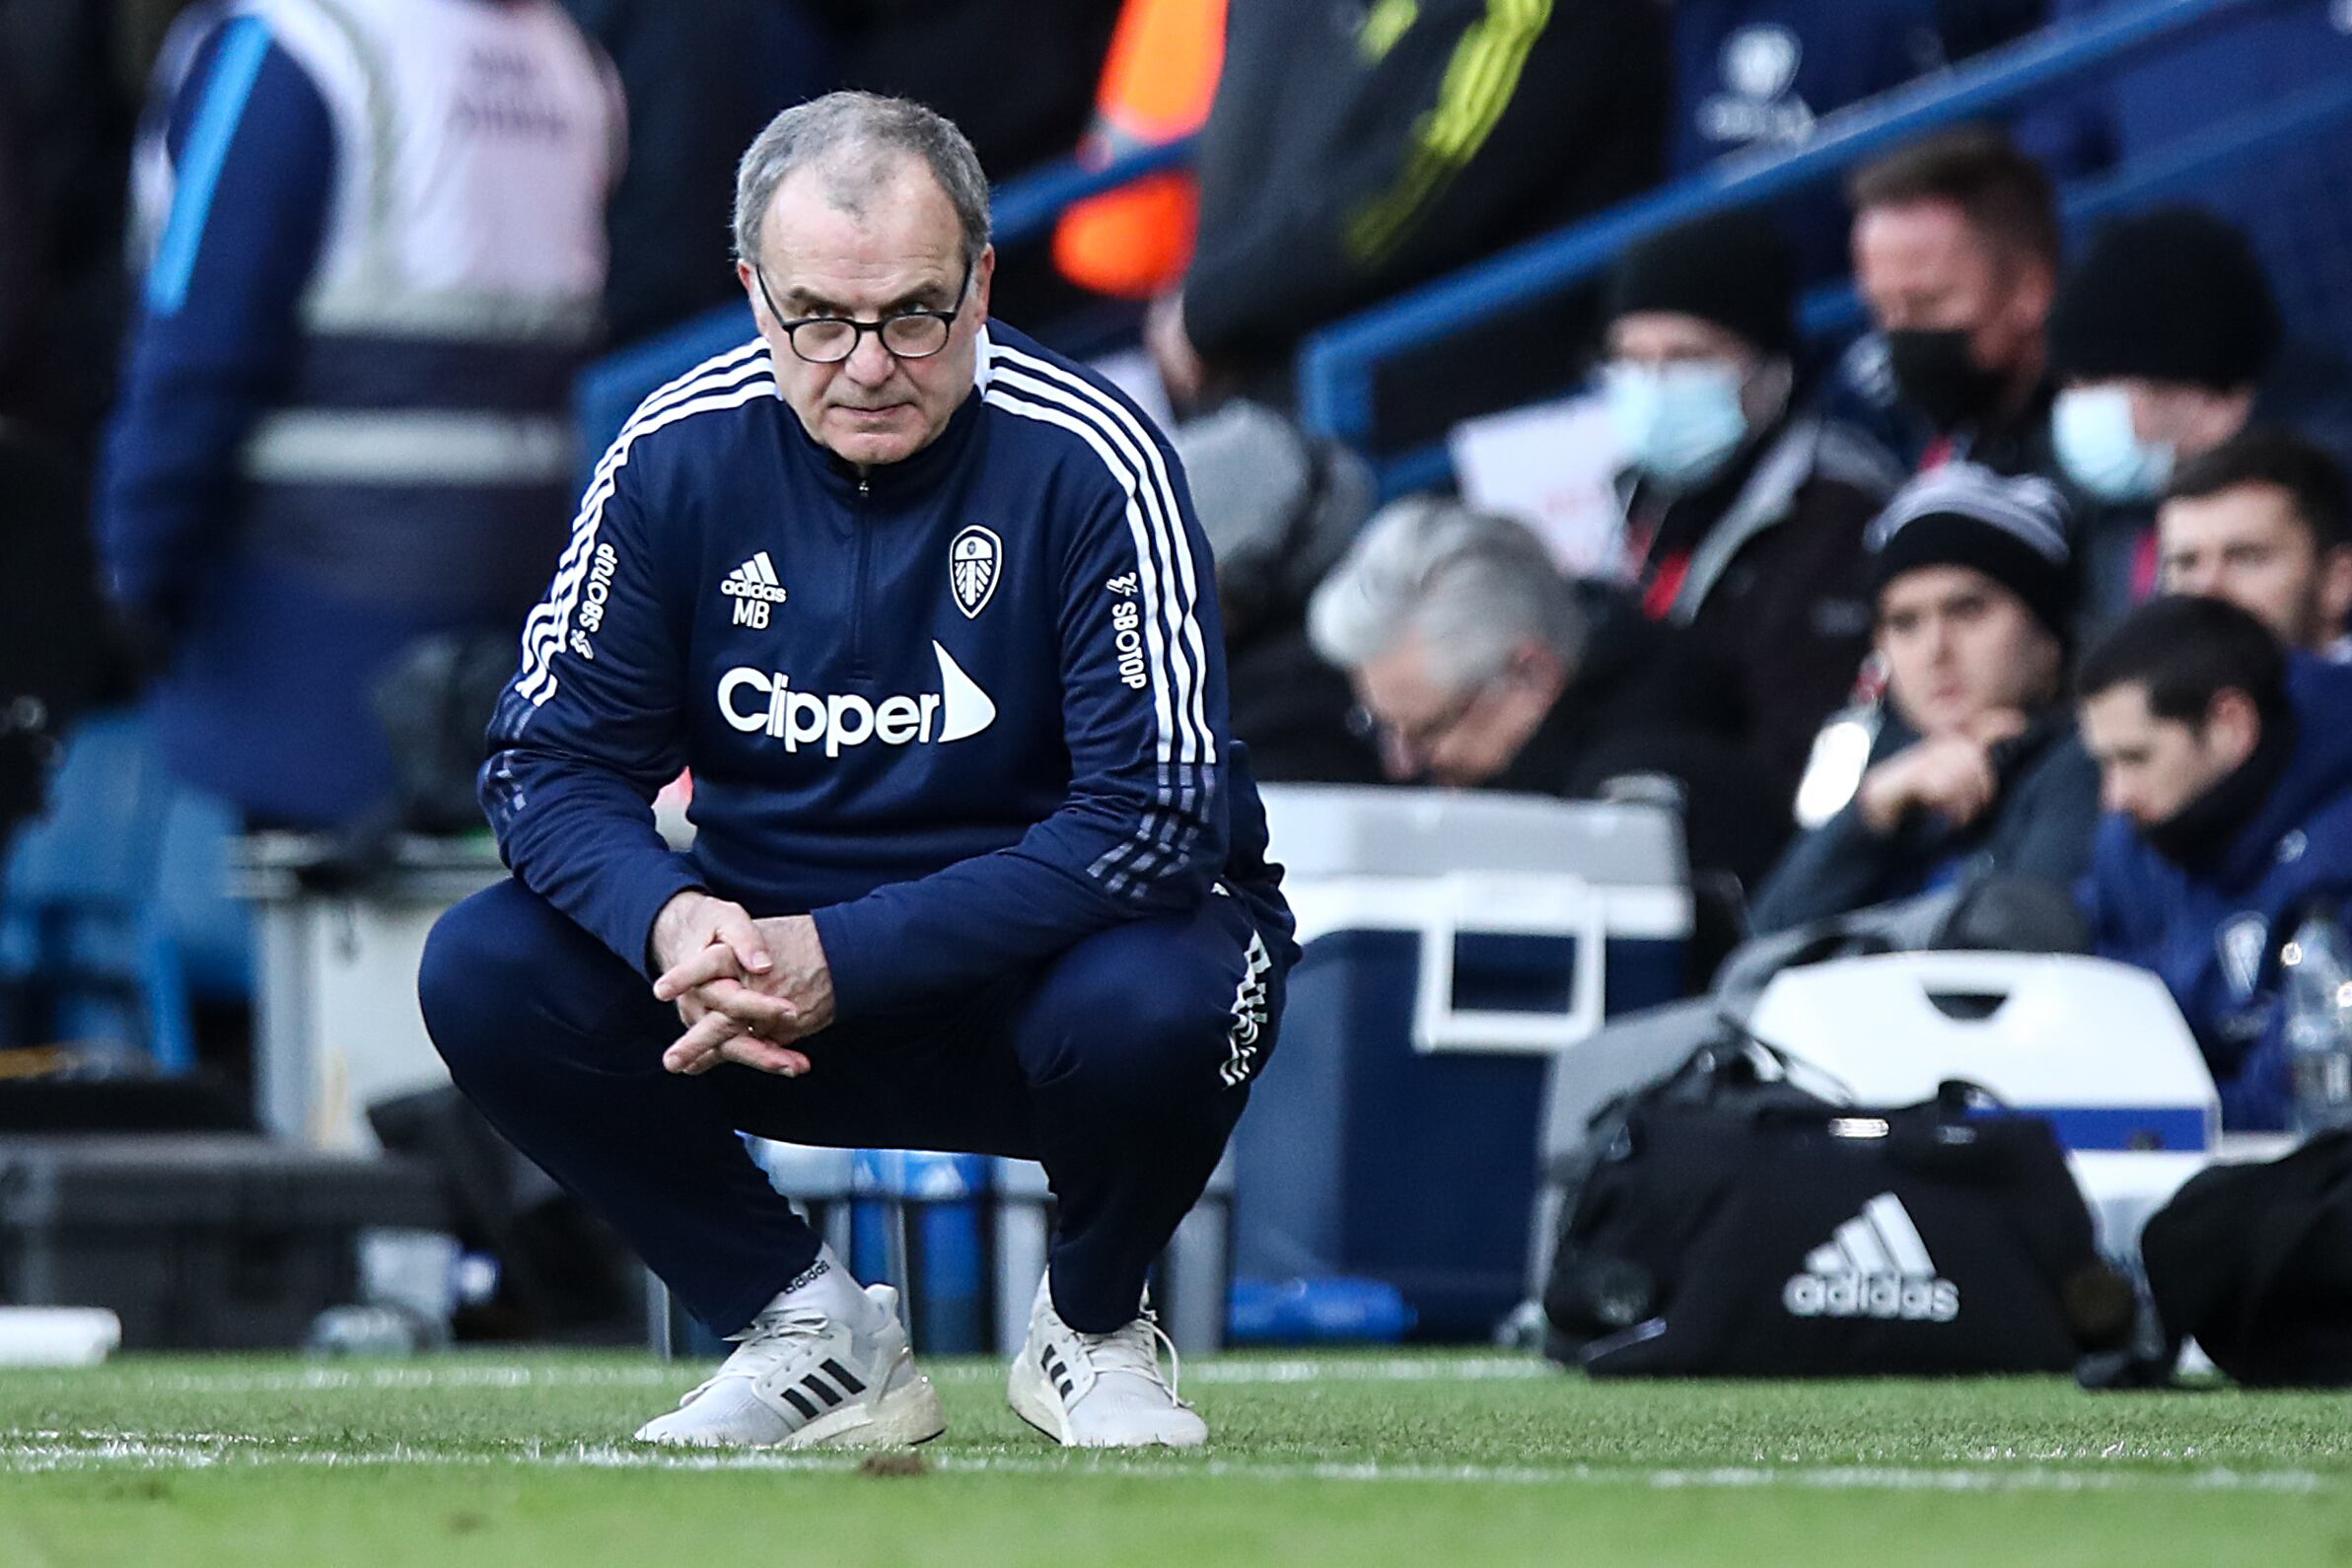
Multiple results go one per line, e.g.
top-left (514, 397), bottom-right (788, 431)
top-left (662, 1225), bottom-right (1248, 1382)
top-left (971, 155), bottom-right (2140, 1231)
top-left (992, 136), bottom-right (1202, 247)
top-left (1360, 66), bottom-right (2352, 500)
top-left (1295, 0), bottom-right (2311, 453)
top-left (578, 0), bottom-right (2340, 489)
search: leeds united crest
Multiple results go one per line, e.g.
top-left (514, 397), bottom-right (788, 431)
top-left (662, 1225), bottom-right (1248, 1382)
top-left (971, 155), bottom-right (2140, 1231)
top-left (950, 525), bottom-right (1002, 618)
top-left (2218, 912), bottom-right (2271, 1003)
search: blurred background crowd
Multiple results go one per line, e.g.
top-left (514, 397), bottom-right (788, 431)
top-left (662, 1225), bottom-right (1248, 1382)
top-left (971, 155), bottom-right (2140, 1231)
top-left (5, 0), bottom-right (2352, 1174)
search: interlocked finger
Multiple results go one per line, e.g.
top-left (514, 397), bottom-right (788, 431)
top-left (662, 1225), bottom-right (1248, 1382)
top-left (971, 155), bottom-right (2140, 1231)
top-left (690, 975), bottom-right (799, 1035)
top-left (663, 1009), bottom-right (745, 1076)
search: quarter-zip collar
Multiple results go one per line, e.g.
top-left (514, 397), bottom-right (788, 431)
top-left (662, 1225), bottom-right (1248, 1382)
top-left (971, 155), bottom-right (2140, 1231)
top-left (772, 325), bottom-right (994, 504)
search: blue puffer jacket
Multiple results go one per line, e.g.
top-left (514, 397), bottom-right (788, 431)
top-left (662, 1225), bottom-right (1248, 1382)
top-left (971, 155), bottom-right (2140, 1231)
top-left (2087, 657), bottom-right (2352, 1129)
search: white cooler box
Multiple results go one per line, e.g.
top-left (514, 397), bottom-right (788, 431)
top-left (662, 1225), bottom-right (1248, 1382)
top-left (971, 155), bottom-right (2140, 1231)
top-left (1234, 786), bottom-right (1692, 1337)
top-left (1746, 952), bottom-right (2221, 1152)
top-left (1746, 951), bottom-right (2226, 1255)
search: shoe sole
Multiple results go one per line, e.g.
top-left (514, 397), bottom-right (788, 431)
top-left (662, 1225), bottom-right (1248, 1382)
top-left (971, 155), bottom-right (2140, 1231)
top-left (636, 1366), bottom-right (947, 1450)
top-left (802, 1369), bottom-right (947, 1450)
top-left (1005, 1350), bottom-right (1206, 1450)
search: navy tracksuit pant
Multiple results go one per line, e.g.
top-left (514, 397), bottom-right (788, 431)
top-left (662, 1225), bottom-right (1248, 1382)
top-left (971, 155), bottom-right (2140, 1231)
top-left (417, 878), bottom-right (1283, 1336)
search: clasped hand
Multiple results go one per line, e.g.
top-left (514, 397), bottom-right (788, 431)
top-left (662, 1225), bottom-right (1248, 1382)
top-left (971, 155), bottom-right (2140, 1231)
top-left (1855, 710), bottom-right (2030, 835)
top-left (648, 891), bottom-right (836, 1078)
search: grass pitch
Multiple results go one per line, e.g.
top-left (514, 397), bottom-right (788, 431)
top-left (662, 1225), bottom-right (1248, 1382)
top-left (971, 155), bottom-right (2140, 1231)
top-left (6, 1351), bottom-right (2352, 1567)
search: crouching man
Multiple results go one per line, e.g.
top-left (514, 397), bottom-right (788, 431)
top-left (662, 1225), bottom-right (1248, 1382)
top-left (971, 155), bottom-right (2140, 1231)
top-left (417, 93), bottom-right (1294, 1450)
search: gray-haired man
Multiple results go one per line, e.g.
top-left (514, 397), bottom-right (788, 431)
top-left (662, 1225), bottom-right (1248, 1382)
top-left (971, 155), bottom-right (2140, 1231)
top-left (419, 93), bottom-right (1295, 1451)
top-left (1308, 498), bottom-right (1772, 883)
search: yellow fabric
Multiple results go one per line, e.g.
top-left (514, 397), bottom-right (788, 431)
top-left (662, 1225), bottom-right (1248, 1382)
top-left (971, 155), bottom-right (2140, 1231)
top-left (1345, 0), bottom-right (1552, 267)
top-left (1357, 0), bottom-right (1421, 64)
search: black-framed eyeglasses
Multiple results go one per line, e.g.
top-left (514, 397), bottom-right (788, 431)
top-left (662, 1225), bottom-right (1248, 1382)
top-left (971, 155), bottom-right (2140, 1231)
top-left (1344, 682), bottom-right (1488, 758)
top-left (752, 261), bottom-right (973, 365)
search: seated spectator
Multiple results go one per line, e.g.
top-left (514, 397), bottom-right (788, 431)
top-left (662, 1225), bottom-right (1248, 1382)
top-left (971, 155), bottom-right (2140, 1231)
top-left (1173, 399), bottom-right (1380, 784)
top-left (1838, 127), bottom-right (2061, 474)
top-left (1307, 497), bottom-right (1775, 884)
top-left (1604, 207), bottom-right (1902, 820)
top-left (2023, 0), bottom-right (2352, 354)
top-left (2158, 429), bottom-right (2352, 660)
top-left (2047, 208), bottom-right (2352, 630)
top-left (1750, 464), bottom-right (2100, 933)
top-left (2077, 595), bottom-right (2352, 1129)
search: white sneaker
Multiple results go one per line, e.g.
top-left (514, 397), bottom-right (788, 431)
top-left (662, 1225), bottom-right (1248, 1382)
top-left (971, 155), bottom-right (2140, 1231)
top-left (633, 1254), bottom-right (945, 1449)
top-left (1006, 1273), bottom-right (1206, 1449)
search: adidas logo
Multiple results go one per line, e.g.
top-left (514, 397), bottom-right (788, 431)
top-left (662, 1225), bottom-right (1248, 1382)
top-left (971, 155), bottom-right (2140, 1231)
top-left (772, 1355), bottom-right (870, 1425)
top-left (723, 551), bottom-right (789, 602)
top-left (1038, 1343), bottom-right (1075, 1402)
top-left (1782, 1192), bottom-right (1960, 1323)
top-left (723, 551), bottom-right (788, 627)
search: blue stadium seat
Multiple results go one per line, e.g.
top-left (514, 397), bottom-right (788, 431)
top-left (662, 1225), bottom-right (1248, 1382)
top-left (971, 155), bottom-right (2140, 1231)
top-left (0, 709), bottom-right (199, 1072)
top-left (156, 788), bottom-right (254, 1004)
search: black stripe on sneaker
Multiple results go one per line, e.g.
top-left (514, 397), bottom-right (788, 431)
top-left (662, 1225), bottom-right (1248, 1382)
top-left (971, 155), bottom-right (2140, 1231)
top-left (804, 1373), bottom-right (844, 1408)
top-left (1054, 1376), bottom-right (1074, 1399)
top-left (820, 1357), bottom-right (867, 1395)
top-left (779, 1386), bottom-right (820, 1421)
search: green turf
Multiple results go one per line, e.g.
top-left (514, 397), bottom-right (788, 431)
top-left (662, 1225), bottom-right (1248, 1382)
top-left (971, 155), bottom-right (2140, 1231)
top-left (6, 1352), bottom-right (2352, 1567)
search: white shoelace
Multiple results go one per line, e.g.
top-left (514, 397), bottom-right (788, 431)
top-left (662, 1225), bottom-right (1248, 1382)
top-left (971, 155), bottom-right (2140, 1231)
top-left (676, 1304), bottom-right (832, 1408)
top-left (1069, 1314), bottom-right (1186, 1406)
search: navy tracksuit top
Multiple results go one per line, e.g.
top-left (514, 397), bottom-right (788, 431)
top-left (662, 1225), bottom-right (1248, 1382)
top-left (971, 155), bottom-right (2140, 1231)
top-left (482, 322), bottom-right (1294, 1021)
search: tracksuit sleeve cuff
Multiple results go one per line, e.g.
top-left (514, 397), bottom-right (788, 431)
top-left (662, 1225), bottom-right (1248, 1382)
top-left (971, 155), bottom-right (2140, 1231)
top-left (811, 900), bottom-right (888, 1023)
top-left (620, 853), bottom-right (711, 982)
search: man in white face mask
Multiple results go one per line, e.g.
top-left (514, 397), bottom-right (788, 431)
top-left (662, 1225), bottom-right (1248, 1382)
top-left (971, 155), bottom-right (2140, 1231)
top-left (1603, 207), bottom-right (1904, 827)
top-left (2047, 207), bottom-right (2352, 635)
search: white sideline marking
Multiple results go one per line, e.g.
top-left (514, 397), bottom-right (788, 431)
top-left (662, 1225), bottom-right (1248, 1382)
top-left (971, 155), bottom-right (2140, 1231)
top-left (66, 1356), bottom-right (1548, 1396)
top-left (0, 1433), bottom-right (2330, 1495)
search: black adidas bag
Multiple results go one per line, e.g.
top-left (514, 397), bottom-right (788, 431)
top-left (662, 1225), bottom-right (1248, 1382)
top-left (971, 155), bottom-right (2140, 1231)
top-left (1545, 1047), bottom-right (2132, 1377)
top-left (2137, 1130), bottom-right (2352, 1387)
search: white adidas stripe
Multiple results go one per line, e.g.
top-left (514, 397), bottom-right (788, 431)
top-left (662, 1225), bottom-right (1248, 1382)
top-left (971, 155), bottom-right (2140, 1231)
top-left (515, 344), bottom-right (775, 705)
top-left (521, 337), bottom-right (770, 664)
top-left (517, 379), bottom-right (776, 703)
top-left (723, 551), bottom-right (780, 588)
top-left (984, 344), bottom-right (1214, 767)
top-left (1805, 1194), bottom-right (1940, 1281)
top-left (516, 340), bottom-right (772, 690)
top-left (518, 357), bottom-right (765, 701)
top-left (1865, 1192), bottom-right (1938, 1277)
top-left (980, 383), bottom-right (1185, 763)
top-left (518, 342), bottom-right (773, 696)
top-left (1836, 1215), bottom-right (1894, 1276)
top-left (995, 344), bottom-right (1214, 765)
top-left (981, 350), bottom-right (1218, 889)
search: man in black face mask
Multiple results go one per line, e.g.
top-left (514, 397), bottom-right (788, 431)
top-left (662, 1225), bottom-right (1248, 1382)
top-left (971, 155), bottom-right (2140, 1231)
top-left (2079, 595), bottom-right (2352, 1129)
top-left (1847, 128), bottom-right (2061, 475)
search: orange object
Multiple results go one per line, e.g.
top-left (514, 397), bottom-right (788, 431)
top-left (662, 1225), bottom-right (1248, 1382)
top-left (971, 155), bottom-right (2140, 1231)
top-left (1053, 0), bottom-right (1226, 300)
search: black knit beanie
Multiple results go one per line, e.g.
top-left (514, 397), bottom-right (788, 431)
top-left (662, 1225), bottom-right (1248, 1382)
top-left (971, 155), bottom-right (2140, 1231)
top-left (2049, 207), bottom-right (2282, 391)
top-left (1868, 463), bottom-right (2077, 641)
top-left (1605, 207), bottom-right (1797, 359)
